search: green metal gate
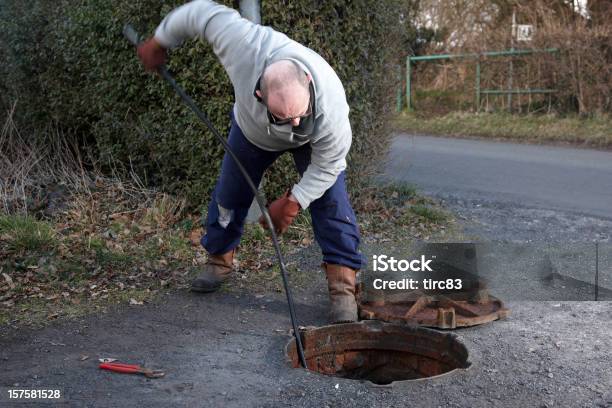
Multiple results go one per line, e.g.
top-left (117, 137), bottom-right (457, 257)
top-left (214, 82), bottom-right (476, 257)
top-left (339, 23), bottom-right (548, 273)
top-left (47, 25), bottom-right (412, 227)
top-left (400, 48), bottom-right (559, 112)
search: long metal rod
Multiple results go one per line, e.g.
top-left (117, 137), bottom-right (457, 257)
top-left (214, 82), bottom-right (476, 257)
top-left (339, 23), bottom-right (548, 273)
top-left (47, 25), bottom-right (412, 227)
top-left (122, 24), bottom-right (307, 368)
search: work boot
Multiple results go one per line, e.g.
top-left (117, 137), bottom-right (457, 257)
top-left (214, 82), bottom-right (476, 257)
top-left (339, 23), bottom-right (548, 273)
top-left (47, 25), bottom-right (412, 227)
top-left (324, 263), bottom-right (359, 324)
top-left (191, 250), bottom-right (234, 292)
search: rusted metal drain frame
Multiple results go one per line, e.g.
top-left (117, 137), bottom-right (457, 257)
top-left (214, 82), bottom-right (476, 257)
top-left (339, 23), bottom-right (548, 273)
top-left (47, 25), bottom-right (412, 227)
top-left (285, 320), bottom-right (471, 385)
top-left (358, 288), bottom-right (509, 329)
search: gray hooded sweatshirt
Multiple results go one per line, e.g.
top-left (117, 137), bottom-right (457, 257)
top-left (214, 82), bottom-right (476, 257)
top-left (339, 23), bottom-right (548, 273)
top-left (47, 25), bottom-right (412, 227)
top-left (154, 0), bottom-right (352, 209)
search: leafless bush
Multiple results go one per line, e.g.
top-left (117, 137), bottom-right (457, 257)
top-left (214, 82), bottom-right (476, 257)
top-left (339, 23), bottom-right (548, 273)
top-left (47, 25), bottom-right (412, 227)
top-left (0, 102), bottom-right (185, 226)
top-left (0, 102), bottom-right (93, 215)
top-left (416, 0), bottom-right (611, 115)
top-left (519, 1), bottom-right (612, 115)
top-left (465, 0), bottom-right (612, 115)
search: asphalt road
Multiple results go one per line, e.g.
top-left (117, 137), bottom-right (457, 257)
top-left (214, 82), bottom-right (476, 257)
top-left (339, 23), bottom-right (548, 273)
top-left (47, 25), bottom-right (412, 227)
top-left (385, 135), bottom-right (612, 220)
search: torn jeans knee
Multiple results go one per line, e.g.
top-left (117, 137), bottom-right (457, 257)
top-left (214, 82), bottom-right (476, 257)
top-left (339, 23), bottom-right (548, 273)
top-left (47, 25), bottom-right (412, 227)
top-left (217, 204), bottom-right (234, 229)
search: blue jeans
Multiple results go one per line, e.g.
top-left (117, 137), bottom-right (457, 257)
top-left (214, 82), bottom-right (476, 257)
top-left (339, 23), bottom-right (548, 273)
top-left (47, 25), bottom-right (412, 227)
top-left (201, 114), bottom-right (363, 270)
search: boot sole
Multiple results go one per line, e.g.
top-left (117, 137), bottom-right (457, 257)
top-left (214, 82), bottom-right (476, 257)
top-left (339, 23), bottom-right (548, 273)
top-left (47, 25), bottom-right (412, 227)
top-left (329, 311), bottom-right (359, 324)
top-left (190, 284), bottom-right (221, 293)
top-left (330, 318), bottom-right (358, 324)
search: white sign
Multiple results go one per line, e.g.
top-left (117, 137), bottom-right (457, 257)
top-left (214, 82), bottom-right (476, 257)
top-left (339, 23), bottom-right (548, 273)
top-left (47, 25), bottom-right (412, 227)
top-left (516, 24), bottom-right (534, 42)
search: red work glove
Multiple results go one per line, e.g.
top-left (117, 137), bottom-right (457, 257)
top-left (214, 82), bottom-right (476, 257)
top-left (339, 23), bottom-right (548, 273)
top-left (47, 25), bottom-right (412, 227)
top-left (259, 191), bottom-right (300, 235)
top-left (137, 37), bottom-right (167, 72)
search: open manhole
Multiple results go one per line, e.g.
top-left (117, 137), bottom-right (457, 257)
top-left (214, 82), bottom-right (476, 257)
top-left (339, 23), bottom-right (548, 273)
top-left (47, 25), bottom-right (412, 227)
top-left (285, 320), bottom-right (470, 385)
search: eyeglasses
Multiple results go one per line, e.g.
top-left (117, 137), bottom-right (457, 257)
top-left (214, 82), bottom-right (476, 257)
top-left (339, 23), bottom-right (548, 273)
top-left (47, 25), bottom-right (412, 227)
top-left (267, 96), bottom-right (312, 126)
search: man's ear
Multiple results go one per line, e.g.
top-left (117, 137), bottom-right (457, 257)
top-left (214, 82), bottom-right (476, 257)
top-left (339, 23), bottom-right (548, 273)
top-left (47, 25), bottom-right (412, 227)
top-left (255, 90), bottom-right (263, 99)
top-left (306, 73), bottom-right (312, 83)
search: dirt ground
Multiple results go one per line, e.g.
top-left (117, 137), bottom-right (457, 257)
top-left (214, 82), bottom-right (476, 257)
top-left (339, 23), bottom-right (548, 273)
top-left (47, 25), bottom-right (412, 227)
top-left (1, 257), bottom-right (611, 407)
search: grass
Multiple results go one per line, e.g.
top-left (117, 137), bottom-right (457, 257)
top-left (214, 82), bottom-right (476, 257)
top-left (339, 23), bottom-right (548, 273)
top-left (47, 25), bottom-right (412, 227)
top-left (95, 248), bottom-right (134, 270)
top-left (0, 215), bottom-right (57, 252)
top-left (406, 204), bottom-right (448, 224)
top-left (0, 175), bottom-right (203, 328)
top-left (230, 210), bottom-right (315, 293)
top-left (413, 89), bottom-right (474, 112)
top-left (349, 181), bottom-right (457, 243)
top-left (394, 111), bottom-right (612, 149)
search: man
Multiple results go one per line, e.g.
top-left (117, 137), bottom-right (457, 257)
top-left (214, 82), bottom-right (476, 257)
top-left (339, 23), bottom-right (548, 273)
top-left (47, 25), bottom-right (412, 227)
top-left (137, 0), bottom-right (362, 323)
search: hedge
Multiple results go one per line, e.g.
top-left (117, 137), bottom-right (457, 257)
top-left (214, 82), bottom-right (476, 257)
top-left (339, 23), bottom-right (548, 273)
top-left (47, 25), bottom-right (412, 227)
top-left (0, 0), bottom-right (418, 206)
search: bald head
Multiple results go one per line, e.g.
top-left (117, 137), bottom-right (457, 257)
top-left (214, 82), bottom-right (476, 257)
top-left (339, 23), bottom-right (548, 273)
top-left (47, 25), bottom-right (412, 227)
top-left (260, 60), bottom-right (308, 97)
top-left (257, 60), bottom-right (311, 126)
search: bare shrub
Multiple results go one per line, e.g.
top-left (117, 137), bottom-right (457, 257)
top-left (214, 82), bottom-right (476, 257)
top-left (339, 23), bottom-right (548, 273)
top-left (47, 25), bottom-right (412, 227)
top-left (415, 0), bottom-right (611, 115)
top-left (0, 103), bottom-right (186, 230)
top-left (519, 1), bottom-right (611, 115)
top-left (0, 102), bottom-right (93, 215)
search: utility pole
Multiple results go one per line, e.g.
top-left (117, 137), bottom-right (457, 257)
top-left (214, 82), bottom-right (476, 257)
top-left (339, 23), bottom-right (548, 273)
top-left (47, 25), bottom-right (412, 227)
top-left (239, 0), bottom-right (264, 222)
top-left (508, 8), bottom-right (516, 112)
top-left (239, 0), bottom-right (261, 24)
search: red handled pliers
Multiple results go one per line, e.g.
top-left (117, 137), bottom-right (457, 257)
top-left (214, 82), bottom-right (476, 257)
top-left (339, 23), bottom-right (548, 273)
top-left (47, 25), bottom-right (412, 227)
top-left (99, 362), bottom-right (165, 378)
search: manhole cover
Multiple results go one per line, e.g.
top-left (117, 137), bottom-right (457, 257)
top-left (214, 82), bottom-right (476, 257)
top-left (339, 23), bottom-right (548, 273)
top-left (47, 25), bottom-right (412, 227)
top-left (285, 320), bottom-right (470, 385)
top-left (358, 288), bottom-right (509, 329)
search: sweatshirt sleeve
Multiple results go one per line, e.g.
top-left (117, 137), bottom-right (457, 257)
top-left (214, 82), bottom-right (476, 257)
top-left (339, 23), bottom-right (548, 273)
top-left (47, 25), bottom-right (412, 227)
top-left (154, 0), bottom-right (257, 83)
top-left (291, 122), bottom-right (352, 209)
